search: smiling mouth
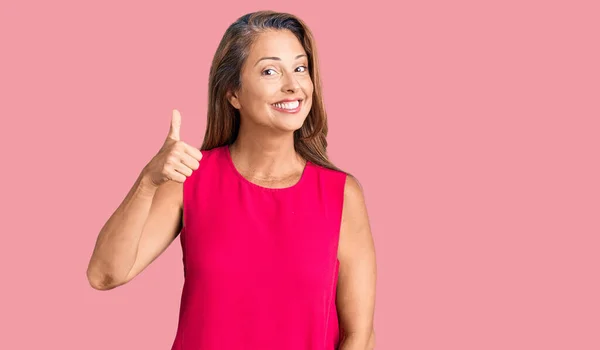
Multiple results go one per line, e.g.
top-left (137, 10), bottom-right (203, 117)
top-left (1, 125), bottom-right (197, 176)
top-left (271, 99), bottom-right (302, 113)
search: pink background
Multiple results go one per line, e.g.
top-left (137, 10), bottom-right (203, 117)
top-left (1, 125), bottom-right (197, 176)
top-left (1, 0), bottom-right (599, 349)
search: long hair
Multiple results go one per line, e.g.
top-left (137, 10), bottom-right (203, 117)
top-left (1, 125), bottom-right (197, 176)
top-left (200, 10), bottom-right (346, 173)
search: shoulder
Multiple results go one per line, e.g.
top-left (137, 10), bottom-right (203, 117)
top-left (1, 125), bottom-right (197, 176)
top-left (306, 162), bottom-right (361, 201)
top-left (338, 172), bottom-right (373, 267)
top-left (190, 145), bottom-right (227, 177)
top-left (341, 174), bottom-right (367, 224)
top-left (307, 161), bottom-right (348, 184)
top-left (183, 146), bottom-right (223, 194)
top-left (344, 174), bottom-right (363, 200)
top-left (199, 145), bottom-right (226, 160)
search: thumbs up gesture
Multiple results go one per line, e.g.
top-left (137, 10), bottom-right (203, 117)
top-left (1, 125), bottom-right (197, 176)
top-left (142, 109), bottom-right (203, 188)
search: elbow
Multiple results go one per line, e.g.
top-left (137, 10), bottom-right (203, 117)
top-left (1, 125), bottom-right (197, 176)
top-left (367, 328), bottom-right (375, 350)
top-left (339, 328), bottom-right (376, 350)
top-left (86, 266), bottom-right (126, 291)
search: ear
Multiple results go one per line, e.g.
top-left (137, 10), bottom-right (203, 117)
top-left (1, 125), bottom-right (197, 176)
top-left (227, 90), bottom-right (241, 110)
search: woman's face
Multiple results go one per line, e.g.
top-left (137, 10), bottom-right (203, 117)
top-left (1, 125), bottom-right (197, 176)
top-left (228, 29), bottom-right (314, 134)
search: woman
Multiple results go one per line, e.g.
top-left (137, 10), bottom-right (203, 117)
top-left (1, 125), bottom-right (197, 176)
top-left (87, 10), bottom-right (376, 350)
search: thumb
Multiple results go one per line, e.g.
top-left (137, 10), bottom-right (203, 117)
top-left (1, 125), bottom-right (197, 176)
top-left (168, 109), bottom-right (181, 141)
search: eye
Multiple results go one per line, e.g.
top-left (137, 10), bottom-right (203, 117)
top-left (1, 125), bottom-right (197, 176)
top-left (296, 65), bottom-right (308, 73)
top-left (262, 68), bottom-right (277, 76)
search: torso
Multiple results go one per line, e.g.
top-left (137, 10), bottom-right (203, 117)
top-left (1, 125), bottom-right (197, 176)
top-left (170, 145), bottom-right (347, 349)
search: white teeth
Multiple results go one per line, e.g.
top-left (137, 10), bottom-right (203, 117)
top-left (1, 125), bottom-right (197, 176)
top-left (272, 100), bottom-right (300, 109)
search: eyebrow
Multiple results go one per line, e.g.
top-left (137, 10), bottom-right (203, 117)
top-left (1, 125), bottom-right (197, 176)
top-left (254, 54), bottom-right (307, 67)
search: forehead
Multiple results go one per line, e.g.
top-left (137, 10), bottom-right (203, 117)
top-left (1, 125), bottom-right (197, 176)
top-left (247, 30), bottom-right (306, 61)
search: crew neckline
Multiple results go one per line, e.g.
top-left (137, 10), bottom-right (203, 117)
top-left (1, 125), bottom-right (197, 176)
top-left (224, 145), bottom-right (310, 192)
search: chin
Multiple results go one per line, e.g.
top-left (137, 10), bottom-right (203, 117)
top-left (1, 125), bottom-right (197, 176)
top-left (275, 121), bottom-right (305, 133)
top-left (267, 112), bottom-right (307, 132)
top-left (283, 113), bottom-right (310, 130)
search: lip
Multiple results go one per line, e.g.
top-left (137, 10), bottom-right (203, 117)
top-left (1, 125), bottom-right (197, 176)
top-left (271, 99), bottom-right (302, 114)
top-left (273, 98), bottom-right (303, 103)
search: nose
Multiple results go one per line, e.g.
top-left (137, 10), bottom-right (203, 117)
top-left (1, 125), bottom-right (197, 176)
top-left (280, 71), bottom-right (301, 93)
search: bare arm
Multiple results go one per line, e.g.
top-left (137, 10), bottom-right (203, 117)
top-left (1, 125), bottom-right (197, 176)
top-left (86, 109), bottom-right (199, 290)
top-left (86, 170), bottom-right (183, 290)
top-left (337, 175), bottom-right (377, 350)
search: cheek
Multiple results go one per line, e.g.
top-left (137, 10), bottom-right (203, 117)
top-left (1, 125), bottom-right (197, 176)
top-left (304, 98), bottom-right (313, 112)
top-left (241, 93), bottom-right (263, 111)
top-left (303, 79), bottom-right (314, 96)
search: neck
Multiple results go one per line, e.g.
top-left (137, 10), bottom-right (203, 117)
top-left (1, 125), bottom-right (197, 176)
top-left (229, 128), bottom-right (305, 179)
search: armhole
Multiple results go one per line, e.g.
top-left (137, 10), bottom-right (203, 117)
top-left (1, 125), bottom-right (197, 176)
top-left (326, 171), bottom-right (347, 348)
top-left (182, 173), bottom-right (188, 231)
top-left (182, 149), bottom-right (206, 231)
top-left (181, 148), bottom-right (206, 272)
top-left (334, 172), bottom-right (348, 263)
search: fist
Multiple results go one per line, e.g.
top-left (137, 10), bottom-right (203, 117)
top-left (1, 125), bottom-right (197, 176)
top-left (143, 109), bottom-right (203, 188)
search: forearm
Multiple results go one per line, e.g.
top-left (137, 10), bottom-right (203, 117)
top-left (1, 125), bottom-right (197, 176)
top-left (339, 330), bottom-right (375, 350)
top-left (86, 170), bottom-right (158, 289)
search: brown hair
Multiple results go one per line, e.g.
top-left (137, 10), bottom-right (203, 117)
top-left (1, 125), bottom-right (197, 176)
top-left (200, 10), bottom-right (346, 174)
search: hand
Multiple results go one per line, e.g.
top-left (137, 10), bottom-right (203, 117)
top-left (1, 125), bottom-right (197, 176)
top-left (142, 109), bottom-right (202, 188)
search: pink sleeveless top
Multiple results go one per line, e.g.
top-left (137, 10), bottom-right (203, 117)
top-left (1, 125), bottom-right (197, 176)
top-left (170, 145), bottom-right (347, 350)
